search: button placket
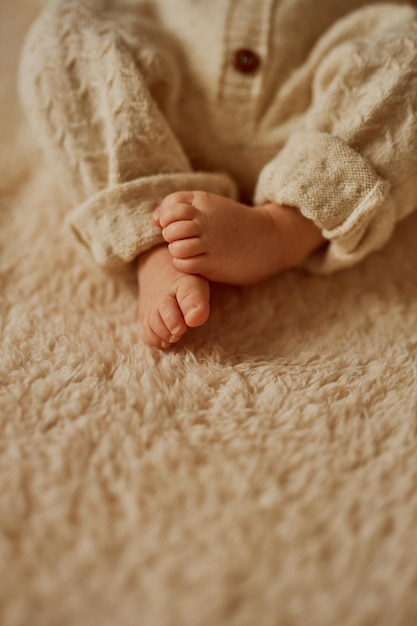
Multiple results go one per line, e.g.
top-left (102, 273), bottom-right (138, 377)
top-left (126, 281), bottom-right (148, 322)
top-left (218, 0), bottom-right (274, 113)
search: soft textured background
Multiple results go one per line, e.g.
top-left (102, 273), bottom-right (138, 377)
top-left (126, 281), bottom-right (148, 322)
top-left (1, 2), bottom-right (417, 625)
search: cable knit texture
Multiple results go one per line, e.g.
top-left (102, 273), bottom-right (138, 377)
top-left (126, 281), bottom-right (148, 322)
top-left (19, 0), bottom-right (417, 271)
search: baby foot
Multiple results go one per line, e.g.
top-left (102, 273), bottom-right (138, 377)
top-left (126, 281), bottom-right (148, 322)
top-left (137, 244), bottom-right (210, 349)
top-left (154, 191), bottom-right (325, 286)
top-left (153, 191), bottom-right (285, 285)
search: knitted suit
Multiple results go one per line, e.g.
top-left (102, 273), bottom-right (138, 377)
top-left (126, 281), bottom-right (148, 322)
top-left (19, 0), bottom-right (417, 272)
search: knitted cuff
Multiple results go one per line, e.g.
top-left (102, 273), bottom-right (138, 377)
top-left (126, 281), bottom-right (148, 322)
top-left (254, 131), bottom-right (396, 273)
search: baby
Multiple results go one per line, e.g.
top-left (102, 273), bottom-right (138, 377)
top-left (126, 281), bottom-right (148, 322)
top-left (140, 192), bottom-right (324, 347)
top-left (19, 0), bottom-right (417, 348)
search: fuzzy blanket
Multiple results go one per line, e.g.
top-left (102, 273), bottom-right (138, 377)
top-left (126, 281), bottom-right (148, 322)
top-left (1, 2), bottom-right (417, 625)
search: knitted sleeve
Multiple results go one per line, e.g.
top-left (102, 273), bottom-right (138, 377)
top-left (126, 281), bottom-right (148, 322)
top-left (18, 0), bottom-right (237, 271)
top-left (255, 4), bottom-right (417, 273)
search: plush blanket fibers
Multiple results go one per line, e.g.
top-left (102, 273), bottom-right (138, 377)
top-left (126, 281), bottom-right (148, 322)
top-left (1, 2), bottom-right (417, 625)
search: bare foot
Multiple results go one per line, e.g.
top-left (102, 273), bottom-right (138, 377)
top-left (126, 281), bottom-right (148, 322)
top-left (137, 244), bottom-right (210, 349)
top-left (154, 191), bottom-right (325, 286)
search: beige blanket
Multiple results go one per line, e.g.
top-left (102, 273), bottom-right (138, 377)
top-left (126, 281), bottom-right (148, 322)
top-left (1, 2), bottom-right (417, 625)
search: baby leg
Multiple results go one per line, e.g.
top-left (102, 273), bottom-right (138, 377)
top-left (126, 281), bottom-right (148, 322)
top-left (137, 245), bottom-right (210, 349)
top-left (154, 191), bottom-right (325, 286)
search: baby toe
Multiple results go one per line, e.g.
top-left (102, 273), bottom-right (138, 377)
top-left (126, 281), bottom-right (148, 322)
top-left (148, 307), bottom-right (176, 345)
top-left (159, 297), bottom-right (187, 341)
top-left (162, 220), bottom-right (200, 243)
top-left (168, 237), bottom-right (205, 259)
top-left (157, 202), bottom-right (196, 228)
top-left (175, 276), bottom-right (210, 328)
top-left (160, 191), bottom-right (194, 208)
top-left (140, 320), bottom-right (170, 349)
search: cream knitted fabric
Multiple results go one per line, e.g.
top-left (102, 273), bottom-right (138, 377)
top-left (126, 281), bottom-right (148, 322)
top-left (19, 0), bottom-right (417, 272)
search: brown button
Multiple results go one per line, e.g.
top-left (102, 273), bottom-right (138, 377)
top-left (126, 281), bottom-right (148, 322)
top-left (233, 48), bottom-right (260, 74)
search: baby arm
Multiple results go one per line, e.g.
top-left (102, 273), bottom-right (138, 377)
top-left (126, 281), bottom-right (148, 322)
top-left (154, 191), bottom-right (325, 286)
